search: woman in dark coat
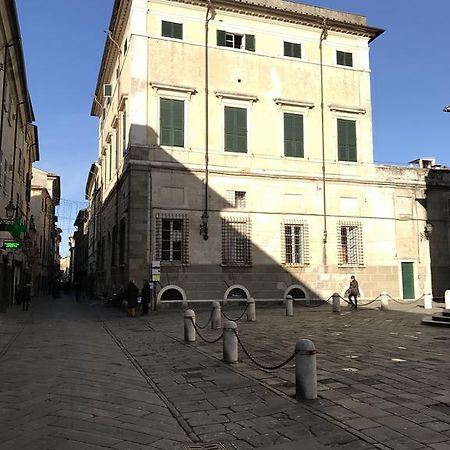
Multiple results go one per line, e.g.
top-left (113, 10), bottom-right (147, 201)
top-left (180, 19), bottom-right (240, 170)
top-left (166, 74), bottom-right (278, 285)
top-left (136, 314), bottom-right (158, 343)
top-left (125, 280), bottom-right (139, 317)
top-left (141, 280), bottom-right (151, 315)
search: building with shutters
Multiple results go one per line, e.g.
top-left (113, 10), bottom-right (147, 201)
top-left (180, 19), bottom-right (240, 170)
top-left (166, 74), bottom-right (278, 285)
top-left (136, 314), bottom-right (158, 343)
top-left (84, 0), bottom-right (450, 305)
top-left (0, 0), bottom-right (40, 310)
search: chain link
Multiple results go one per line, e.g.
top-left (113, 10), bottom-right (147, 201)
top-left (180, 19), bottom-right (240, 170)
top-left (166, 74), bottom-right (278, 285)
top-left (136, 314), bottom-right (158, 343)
top-left (233, 329), bottom-right (295, 371)
top-left (386, 293), bottom-right (425, 304)
top-left (294, 298), bottom-right (329, 308)
top-left (221, 303), bottom-right (249, 322)
top-left (195, 309), bottom-right (213, 329)
top-left (190, 317), bottom-right (223, 344)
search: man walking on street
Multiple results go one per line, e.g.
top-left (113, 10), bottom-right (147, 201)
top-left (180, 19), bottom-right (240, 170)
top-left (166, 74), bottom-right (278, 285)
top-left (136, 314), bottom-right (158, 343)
top-left (348, 275), bottom-right (360, 310)
top-left (141, 280), bottom-right (151, 315)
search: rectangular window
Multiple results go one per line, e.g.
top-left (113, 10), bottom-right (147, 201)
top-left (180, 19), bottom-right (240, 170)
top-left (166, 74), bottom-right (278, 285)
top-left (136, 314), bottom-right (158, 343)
top-left (337, 118), bottom-right (357, 162)
top-left (161, 20), bottom-right (183, 40)
top-left (284, 113), bottom-right (304, 157)
top-left (226, 190), bottom-right (246, 208)
top-left (282, 222), bottom-right (309, 265)
top-left (160, 98), bottom-right (184, 147)
top-left (222, 217), bottom-right (251, 266)
top-left (338, 222), bottom-right (364, 266)
top-left (284, 41), bottom-right (301, 58)
top-left (224, 106), bottom-right (247, 153)
top-left (337, 50), bottom-right (353, 67)
top-left (217, 30), bottom-right (255, 51)
top-left (156, 214), bottom-right (189, 264)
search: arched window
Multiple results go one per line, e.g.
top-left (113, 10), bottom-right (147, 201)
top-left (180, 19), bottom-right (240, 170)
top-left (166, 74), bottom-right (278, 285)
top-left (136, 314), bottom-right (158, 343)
top-left (287, 287), bottom-right (306, 300)
top-left (160, 288), bottom-right (184, 301)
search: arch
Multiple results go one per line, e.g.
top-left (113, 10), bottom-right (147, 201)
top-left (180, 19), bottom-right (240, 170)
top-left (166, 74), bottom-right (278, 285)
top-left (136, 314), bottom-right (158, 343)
top-left (284, 284), bottom-right (309, 300)
top-left (157, 285), bottom-right (187, 303)
top-left (223, 284), bottom-right (250, 301)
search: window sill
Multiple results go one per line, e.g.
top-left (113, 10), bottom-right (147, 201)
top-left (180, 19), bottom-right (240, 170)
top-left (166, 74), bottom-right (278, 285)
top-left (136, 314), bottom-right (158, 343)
top-left (221, 263), bottom-right (252, 268)
top-left (338, 264), bottom-right (365, 268)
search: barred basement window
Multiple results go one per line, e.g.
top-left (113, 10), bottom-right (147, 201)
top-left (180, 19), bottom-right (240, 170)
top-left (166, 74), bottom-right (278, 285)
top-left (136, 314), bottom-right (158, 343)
top-left (155, 214), bottom-right (189, 264)
top-left (222, 217), bottom-right (251, 266)
top-left (226, 190), bottom-right (246, 208)
top-left (281, 221), bottom-right (309, 265)
top-left (338, 222), bottom-right (364, 266)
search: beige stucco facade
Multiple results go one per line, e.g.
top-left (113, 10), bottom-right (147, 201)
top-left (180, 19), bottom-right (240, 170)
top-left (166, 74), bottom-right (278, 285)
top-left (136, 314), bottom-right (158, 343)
top-left (86, 0), bottom-right (450, 304)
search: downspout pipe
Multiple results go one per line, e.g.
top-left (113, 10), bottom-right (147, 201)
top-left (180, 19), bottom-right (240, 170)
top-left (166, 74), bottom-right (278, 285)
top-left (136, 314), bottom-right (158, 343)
top-left (201, 0), bottom-right (215, 241)
top-left (0, 41), bottom-right (18, 169)
top-left (10, 100), bottom-right (26, 205)
top-left (319, 19), bottom-right (328, 245)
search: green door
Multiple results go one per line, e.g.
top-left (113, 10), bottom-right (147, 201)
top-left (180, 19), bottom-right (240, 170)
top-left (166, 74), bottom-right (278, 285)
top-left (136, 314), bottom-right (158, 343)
top-left (401, 262), bottom-right (415, 299)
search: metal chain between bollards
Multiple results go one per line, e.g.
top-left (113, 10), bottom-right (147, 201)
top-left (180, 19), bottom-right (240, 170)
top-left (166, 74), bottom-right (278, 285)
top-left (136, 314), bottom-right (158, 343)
top-left (358, 294), bottom-right (382, 307)
top-left (233, 329), bottom-right (295, 371)
top-left (195, 308), bottom-right (213, 329)
top-left (294, 297), bottom-right (330, 308)
top-left (190, 317), bottom-right (223, 344)
top-left (386, 293), bottom-right (425, 304)
top-left (221, 303), bottom-right (249, 322)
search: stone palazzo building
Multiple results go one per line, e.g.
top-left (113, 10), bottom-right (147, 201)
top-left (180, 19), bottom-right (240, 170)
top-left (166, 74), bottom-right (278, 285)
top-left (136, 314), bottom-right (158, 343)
top-left (86, 0), bottom-right (450, 305)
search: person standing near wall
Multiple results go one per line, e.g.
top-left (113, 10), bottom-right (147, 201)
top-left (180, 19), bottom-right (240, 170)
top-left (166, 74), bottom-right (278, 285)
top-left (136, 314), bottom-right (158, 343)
top-left (347, 275), bottom-right (360, 310)
top-left (125, 280), bottom-right (139, 317)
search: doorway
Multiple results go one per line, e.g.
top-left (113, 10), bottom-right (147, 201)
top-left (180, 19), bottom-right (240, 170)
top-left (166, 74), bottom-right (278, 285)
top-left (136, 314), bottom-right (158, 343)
top-left (401, 262), bottom-right (415, 299)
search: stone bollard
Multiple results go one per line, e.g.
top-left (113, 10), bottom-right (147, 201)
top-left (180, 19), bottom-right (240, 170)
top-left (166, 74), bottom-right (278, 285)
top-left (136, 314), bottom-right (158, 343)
top-left (223, 320), bottom-right (238, 363)
top-left (184, 309), bottom-right (196, 342)
top-left (423, 293), bottom-right (433, 310)
top-left (445, 290), bottom-right (450, 310)
top-left (211, 301), bottom-right (221, 329)
top-left (247, 298), bottom-right (256, 322)
top-left (380, 292), bottom-right (389, 311)
top-left (295, 339), bottom-right (317, 400)
top-left (332, 292), bottom-right (341, 313)
top-left (286, 295), bottom-right (294, 317)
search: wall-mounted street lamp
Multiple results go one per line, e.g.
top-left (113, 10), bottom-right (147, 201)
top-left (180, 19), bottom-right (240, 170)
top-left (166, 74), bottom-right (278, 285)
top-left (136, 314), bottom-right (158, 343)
top-left (5, 200), bottom-right (16, 220)
top-left (424, 222), bottom-right (433, 240)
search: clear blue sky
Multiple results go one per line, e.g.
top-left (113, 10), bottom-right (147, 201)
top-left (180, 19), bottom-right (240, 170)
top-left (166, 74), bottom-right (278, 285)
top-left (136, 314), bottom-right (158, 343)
top-left (15, 0), bottom-right (450, 255)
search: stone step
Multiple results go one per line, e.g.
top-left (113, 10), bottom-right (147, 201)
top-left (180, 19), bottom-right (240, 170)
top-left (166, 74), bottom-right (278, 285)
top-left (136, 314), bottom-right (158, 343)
top-left (442, 309), bottom-right (450, 317)
top-left (433, 313), bottom-right (450, 322)
top-left (421, 316), bottom-right (450, 327)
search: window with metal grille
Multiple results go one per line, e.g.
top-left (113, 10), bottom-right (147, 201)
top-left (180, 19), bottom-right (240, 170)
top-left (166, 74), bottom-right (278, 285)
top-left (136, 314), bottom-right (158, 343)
top-left (226, 190), bottom-right (246, 208)
top-left (281, 221), bottom-right (309, 265)
top-left (338, 222), bottom-right (364, 266)
top-left (222, 217), bottom-right (251, 266)
top-left (155, 214), bottom-right (189, 264)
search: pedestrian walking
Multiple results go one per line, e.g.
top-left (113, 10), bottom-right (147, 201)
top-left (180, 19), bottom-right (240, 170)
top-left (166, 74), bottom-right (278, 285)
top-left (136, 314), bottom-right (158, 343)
top-left (141, 279), bottom-right (151, 315)
top-left (125, 280), bottom-right (139, 317)
top-left (22, 284), bottom-right (31, 312)
top-left (347, 275), bottom-right (360, 310)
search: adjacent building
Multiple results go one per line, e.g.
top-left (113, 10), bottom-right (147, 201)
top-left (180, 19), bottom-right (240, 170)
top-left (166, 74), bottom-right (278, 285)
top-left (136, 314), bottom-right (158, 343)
top-left (29, 167), bottom-right (61, 296)
top-left (0, 0), bottom-right (41, 309)
top-left (84, 0), bottom-right (450, 305)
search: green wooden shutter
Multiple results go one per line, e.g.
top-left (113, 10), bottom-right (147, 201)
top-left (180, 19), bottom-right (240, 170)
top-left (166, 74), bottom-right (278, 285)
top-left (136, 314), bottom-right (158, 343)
top-left (161, 21), bottom-right (171, 37)
top-left (346, 52), bottom-right (353, 67)
top-left (293, 43), bottom-right (301, 58)
top-left (225, 107), bottom-right (247, 153)
top-left (160, 99), bottom-right (171, 145)
top-left (217, 30), bottom-right (226, 46)
top-left (160, 99), bottom-right (184, 147)
top-left (337, 51), bottom-right (344, 65)
top-left (245, 34), bottom-right (255, 52)
top-left (283, 41), bottom-right (291, 56)
top-left (337, 119), bottom-right (356, 162)
top-left (284, 113), bottom-right (303, 157)
top-left (173, 22), bottom-right (183, 39)
top-left (172, 99), bottom-right (184, 147)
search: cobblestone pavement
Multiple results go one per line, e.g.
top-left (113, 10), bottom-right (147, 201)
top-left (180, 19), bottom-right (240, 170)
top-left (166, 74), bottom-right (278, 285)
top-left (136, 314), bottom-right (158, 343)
top-left (0, 295), bottom-right (449, 450)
